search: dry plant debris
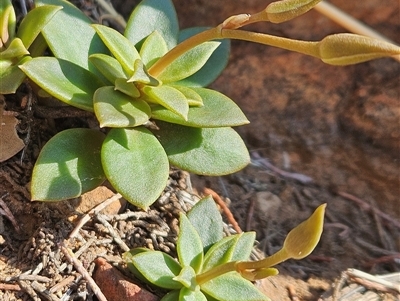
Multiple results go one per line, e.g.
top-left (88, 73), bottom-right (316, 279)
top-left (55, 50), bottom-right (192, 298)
top-left (0, 96), bottom-right (24, 163)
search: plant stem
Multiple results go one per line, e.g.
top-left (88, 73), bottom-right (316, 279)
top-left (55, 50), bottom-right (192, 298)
top-left (196, 247), bottom-right (291, 285)
top-left (221, 29), bottom-right (320, 58)
top-left (148, 27), bottom-right (220, 77)
top-left (196, 261), bottom-right (237, 285)
top-left (236, 248), bottom-right (289, 271)
top-left (148, 26), bottom-right (320, 78)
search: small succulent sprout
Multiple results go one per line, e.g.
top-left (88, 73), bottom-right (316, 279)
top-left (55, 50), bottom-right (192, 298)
top-left (125, 196), bottom-right (270, 301)
top-left (125, 197), bottom-right (326, 300)
top-left (317, 33), bottom-right (400, 65)
top-left (265, 0), bottom-right (322, 23)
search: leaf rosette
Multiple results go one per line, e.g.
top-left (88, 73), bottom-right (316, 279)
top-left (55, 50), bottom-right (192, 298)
top-left (23, 0), bottom-right (248, 209)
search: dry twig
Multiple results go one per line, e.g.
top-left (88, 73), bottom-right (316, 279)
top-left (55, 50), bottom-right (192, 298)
top-left (96, 214), bottom-right (130, 252)
top-left (0, 193), bottom-right (20, 232)
top-left (59, 241), bottom-right (108, 301)
top-left (69, 193), bottom-right (122, 239)
top-left (337, 191), bottom-right (400, 228)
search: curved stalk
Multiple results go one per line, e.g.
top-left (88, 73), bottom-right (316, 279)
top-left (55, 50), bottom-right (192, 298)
top-left (236, 248), bottom-right (289, 271)
top-left (196, 261), bottom-right (237, 285)
top-left (221, 29), bottom-right (320, 58)
top-left (148, 27), bottom-right (220, 77)
top-left (148, 26), bottom-right (320, 78)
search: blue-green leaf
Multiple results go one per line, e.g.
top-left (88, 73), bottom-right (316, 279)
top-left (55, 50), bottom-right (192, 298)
top-left (170, 85), bottom-right (203, 107)
top-left (114, 78), bottom-right (141, 98)
top-left (125, 0), bottom-right (179, 50)
top-left (176, 27), bottom-right (230, 87)
top-left (173, 266), bottom-right (197, 290)
top-left (177, 214), bottom-right (203, 273)
top-left (231, 232), bottom-right (256, 262)
top-left (129, 250), bottom-right (182, 290)
top-left (153, 122), bottom-right (250, 176)
top-left (140, 30), bottom-right (169, 68)
top-left (179, 287), bottom-right (208, 301)
top-left (31, 129), bottom-right (105, 201)
top-left (187, 196), bottom-right (223, 253)
top-left (89, 54), bottom-right (127, 83)
top-left (157, 42), bottom-right (220, 83)
top-left (127, 59), bottom-right (161, 86)
top-left (101, 127), bottom-right (169, 209)
top-left (35, 0), bottom-right (108, 74)
top-left (201, 272), bottom-right (269, 301)
top-left (17, 5), bottom-right (62, 49)
top-left (143, 85), bottom-right (189, 120)
top-left (20, 57), bottom-right (103, 112)
top-left (202, 235), bottom-right (239, 272)
top-left (92, 24), bottom-right (140, 75)
top-left (0, 56), bottom-right (30, 94)
top-left (151, 88), bottom-right (249, 127)
top-left (0, 38), bottom-right (29, 59)
top-left (161, 290), bottom-right (180, 301)
top-left (93, 86), bottom-right (150, 128)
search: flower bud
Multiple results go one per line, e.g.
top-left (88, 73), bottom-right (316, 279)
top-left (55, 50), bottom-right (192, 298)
top-left (318, 33), bottom-right (400, 65)
top-left (265, 0), bottom-right (322, 23)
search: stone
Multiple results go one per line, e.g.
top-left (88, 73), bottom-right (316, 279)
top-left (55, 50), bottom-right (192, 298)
top-left (93, 257), bottom-right (159, 301)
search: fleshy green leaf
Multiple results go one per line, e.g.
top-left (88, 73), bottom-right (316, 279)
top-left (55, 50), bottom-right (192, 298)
top-left (89, 53), bottom-right (127, 83)
top-left (202, 235), bottom-right (239, 272)
top-left (143, 85), bottom-right (189, 120)
top-left (161, 290), bottom-right (180, 301)
top-left (114, 78), bottom-right (141, 98)
top-left (0, 38), bottom-right (28, 59)
top-left (92, 24), bottom-right (140, 74)
top-left (153, 122), bottom-right (250, 175)
top-left (187, 196), bottom-right (223, 253)
top-left (201, 272), bottom-right (269, 301)
top-left (176, 27), bottom-right (230, 87)
top-left (179, 287), bottom-right (208, 301)
top-left (127, 59), bottom-right (161, 86)
top-left (177, 214), bottom-right (203, 273)
top-left (31, 129), bottom-right (105, 201)
top-left (125, 0), bottom-right (179, 50)
top-left (35, 0), bottom-right (108, 74)
top-left (129, 250), bottom-right (182, 290)
top-left (20, 57), bottom-right (103, 111)
top-left (123, 248), bottom-right (155, 284)
top-left (140, 30), bottom-right (169, 68)
top-left (16, 5), bottom-right (62, 49)
top-left (231, 232), bottom-right (256, 261)
top-left (0, 56), bottom-right (30, 94)
top-left (151, 87), bottom-right (249, 127)
top-left (170, 85), bottom-right (203, 107)
top-left (173, 266), bottom-right (197, 290)
top-left (0, 2), bottom-right (16, 46)
top-left (101, 127), bottom-right (169, 209)
top-left (93, 86), bottom-right (150, 128)
top-left (157, 41), bottom-right (220, 83)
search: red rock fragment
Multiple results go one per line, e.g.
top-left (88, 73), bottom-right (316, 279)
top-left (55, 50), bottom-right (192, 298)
top-left (93, 257), bottom-right (159, 301)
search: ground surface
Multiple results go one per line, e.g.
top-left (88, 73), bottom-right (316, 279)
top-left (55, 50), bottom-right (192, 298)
top-left (0, 0), bottom-right (399, 300)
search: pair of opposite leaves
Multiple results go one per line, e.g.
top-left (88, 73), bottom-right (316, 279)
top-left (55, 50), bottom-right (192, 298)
top-left (0, 97), bottom-right (24, 162)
